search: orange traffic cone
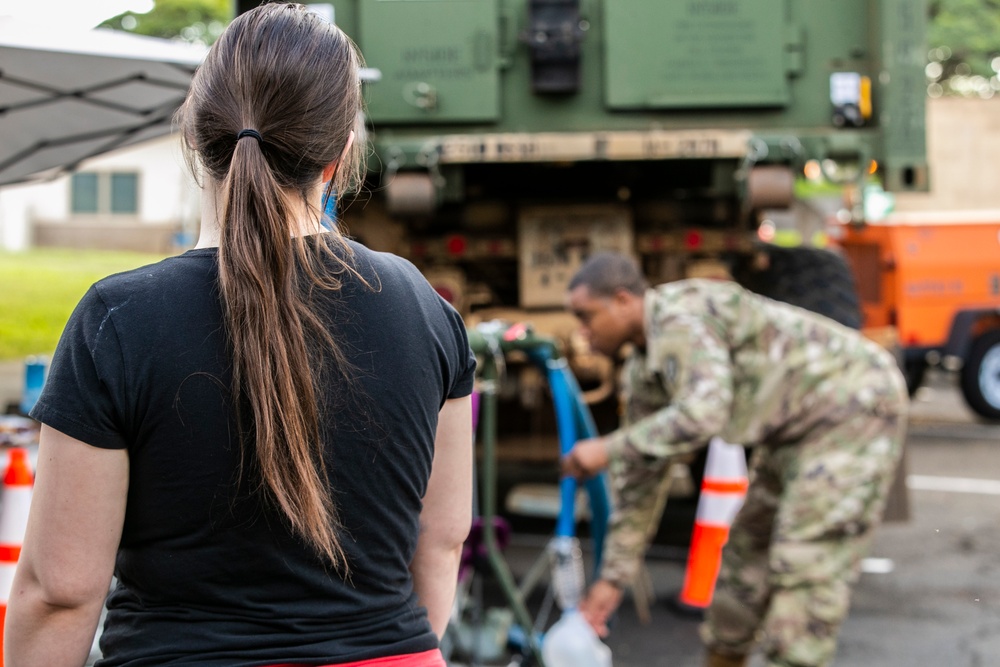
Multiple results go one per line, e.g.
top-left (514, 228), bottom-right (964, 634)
top-left (0, 448), bottom-right (35, 663)
top-left (676, 437), bottom-right (748, 613)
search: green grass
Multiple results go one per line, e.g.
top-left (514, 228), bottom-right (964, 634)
top-left (794, 179), bottom-right (845, 199)
top-left (0, 248), bottom-right (171, 361)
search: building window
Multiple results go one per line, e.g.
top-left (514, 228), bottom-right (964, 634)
top-left (71, 173), bottom-right (99, 214)
top-left (70, 171), bottom-right (139, 215)
top-left (110, 173), bottom-right (138, 213)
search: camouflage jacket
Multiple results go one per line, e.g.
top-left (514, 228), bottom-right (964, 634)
top-left (599, 279), bottom-right (907, 586)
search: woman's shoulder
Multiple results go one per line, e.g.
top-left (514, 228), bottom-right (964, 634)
top-left (343, 238), bottom-right (432, 294)
top-left (342, 239), bottom-right (466, 321)
top-left (91, 252), bottom-right (214, 308)
top-left (345, 239), bottom-right (419, 277)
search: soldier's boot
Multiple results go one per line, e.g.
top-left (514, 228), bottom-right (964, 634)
top-left (704, 649), bottom-right (748, 667)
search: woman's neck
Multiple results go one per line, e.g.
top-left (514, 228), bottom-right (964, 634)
top-left (195, 178), bottom-right (327, 249)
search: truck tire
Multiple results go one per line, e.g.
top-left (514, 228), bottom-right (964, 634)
top-left (960, 329), bottom-right (1000, 421)
top-left (741, 246), bottom-right (863, 329)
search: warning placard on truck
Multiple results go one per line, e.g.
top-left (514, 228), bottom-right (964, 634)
top-left (518, 205), bottom-right (634, 308)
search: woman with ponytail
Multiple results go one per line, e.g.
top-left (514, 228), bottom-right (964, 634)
top-left (6, 5), bottom-right (475, 666)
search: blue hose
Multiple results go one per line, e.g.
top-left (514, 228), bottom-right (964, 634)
top-left (534, 352), bottom-right (611, 576)
top-left (546, 359), bottom-right (581, 540)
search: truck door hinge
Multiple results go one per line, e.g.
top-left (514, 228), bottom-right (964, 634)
top-left (785, 24), bottom-right (805, 77)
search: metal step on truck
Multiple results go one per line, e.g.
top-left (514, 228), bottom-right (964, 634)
top-left (299, 0), bottom-right (930, 533)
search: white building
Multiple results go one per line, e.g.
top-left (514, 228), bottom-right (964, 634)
top-left (0, 134), bottom-right (200, 253)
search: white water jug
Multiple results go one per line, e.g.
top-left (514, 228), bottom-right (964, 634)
top-left (541, 609), bottom-right (613, 667)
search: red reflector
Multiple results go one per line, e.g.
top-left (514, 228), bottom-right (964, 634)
top-left (435, 286), bottom-right (455, 304)
top-left (685, 230), bottom-right (703, 250)
top-left (446, 235), bottom-right (467, 255)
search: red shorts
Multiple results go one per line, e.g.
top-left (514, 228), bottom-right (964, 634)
top-left (266, 648), bottom-right (446, 667)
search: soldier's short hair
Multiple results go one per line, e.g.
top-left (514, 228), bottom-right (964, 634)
top-left (569, 251), bottom-right (648, 297)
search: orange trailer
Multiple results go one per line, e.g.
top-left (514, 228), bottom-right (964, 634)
top-left (839, 211), bottom-right (1000, 420)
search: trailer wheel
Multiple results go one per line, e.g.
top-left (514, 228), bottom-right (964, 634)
top-left (960, 329), bottom-right (1000, 421)
top-left (740, 246), bottom-right (863, 329)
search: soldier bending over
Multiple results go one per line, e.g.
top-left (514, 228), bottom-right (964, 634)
top-left (562, 251), bottom-right (907, 667)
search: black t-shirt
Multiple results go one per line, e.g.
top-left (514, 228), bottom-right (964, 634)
top-left (31, 239), bottom-right (476, 667)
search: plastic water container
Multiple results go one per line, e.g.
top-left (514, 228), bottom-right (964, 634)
top-left (20, 356), bottom-right (47, 415)
top-left (542, 610), bottom-right (613, 667)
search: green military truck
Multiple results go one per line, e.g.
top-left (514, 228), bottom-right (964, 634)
top-left (240, 0), bottom-right (929, 513)
top-left (320, 0), bottom-right (927, 306)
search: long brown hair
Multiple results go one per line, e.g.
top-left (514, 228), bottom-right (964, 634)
top-left (177, 3), bottom-right (365, 570)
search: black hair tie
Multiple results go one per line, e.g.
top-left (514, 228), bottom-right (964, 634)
top-left (236, 129), bottom-right (263, 144)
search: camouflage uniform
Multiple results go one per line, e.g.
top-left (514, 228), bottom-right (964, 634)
top-left (600, 279), bottom-right (907, 667)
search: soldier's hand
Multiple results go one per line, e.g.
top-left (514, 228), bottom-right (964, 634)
top-left (580, 579), bottom-right (623, 638)
top-left (561, 437), bottom-right (609, 479)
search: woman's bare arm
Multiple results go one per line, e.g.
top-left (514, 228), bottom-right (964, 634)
top-left (410, 395), bottom-right (473, 638)
top-left (4, 425), bottom-right (128, 667)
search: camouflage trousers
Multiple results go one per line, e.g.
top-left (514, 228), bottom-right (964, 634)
top-left (700, 407), bottom-right (907, 667)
